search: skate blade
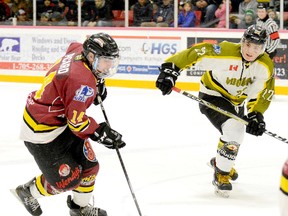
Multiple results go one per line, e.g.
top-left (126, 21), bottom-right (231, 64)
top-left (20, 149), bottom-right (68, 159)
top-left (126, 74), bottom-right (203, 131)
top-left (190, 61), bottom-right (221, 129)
top-left (207, 161), bottom-right (213, 169)
top-left (10, 189), bottom-right (22, 203)
top-left (214, 187), bottom-right (230, 198)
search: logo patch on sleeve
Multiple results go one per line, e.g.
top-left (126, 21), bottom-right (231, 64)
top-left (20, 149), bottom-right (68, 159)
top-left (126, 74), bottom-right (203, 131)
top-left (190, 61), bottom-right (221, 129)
top-left (212, 44), bottom-right (221, 54)
top-left (74, 85), bottom-right (94, 102)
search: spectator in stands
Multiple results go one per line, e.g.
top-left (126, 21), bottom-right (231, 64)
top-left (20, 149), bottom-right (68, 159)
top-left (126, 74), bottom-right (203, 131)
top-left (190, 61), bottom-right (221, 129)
top-left (132, 0), bottom-right (153, 26)
top-left (38, 11), bottom-right (51, 25)
top-left (66, 0), bottom-right (93, 26)
top-left (230, 0), bottom-right (240, 13)
top-left (256, 2), bottom-right (280, 58)
top-left (171, 1), bottom-right (196, 27)
top-left (229, 0), bottom-right (257, 29)
top-left (192, 0), bottom-right (221, 26)
top-left (10, 0), bottom-right (20, 16)
top-left (129, 0), bottom-right (138, 9)
top-left (0, 0), bottom-right (11, 21)
top-left (10, 0), bottom-right (32, 19)
top-left (15, 8), bottom-right (31, 25)
top-left (214, 0), bottom-right (231, 28)
top-left (23, 0), bottom-right (33, 19)
top-left (86, 0), bottom-right (113, 27)
top-left (37, 0), bottom-right (55, 19)
top-left (267, 8), bottom-right (279, 26)
top-left (141, 0), bottom-right (173, 27)
top-left (110, 0), bottom-right (124, 10)
top-left (191, 0), bottom-right (207, 23)
top-left (205, 0), bottom-right (222, 25)
top-left (4, 0), bottom-right (13, 13)
top-left (235, 9), bottom-right (255, 29)
top-left (152, 2), bottom-right (158, 15)
top-left (178, 0), bottom-right (185, 11)
top-left (50, 11), bottom-right (67, 25)
top-left (273, 0), bottom-right (288, 12)
top-left (152, 0), bottom-right (162, 7)
top-left (53, 0), bottom-right (69, 21)
top-left (237, 0), bottom-right (257, 21)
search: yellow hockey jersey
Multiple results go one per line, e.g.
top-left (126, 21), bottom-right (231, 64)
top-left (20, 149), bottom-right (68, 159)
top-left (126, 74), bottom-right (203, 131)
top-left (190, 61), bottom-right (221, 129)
top-left (165, 41), bottom-right (275, 114)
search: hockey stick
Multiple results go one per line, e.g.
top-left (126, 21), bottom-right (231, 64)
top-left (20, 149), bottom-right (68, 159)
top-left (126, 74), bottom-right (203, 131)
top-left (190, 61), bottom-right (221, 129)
top-left (96, 94), bottom-right (143, 216)
top-left (172, 86), bottom-right (288, 144)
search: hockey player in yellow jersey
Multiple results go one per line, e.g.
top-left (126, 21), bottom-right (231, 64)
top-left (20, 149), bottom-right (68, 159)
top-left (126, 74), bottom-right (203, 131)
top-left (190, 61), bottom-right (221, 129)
top-left (156, 25), bottom-right (275, 197)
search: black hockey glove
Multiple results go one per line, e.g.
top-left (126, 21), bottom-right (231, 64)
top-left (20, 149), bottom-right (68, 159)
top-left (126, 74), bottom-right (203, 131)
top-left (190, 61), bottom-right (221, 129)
top-left (156, 62), bottom-right (180, 95)
top-left (93, 78), bottom-right (107, 106)
top-left (90, 122), bottom-right (126, 149)
top-left (245, 112), bottom-right (266, 136)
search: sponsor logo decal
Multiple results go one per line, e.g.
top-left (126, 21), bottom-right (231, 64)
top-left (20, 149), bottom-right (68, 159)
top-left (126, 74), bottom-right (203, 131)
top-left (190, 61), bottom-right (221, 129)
top-left (59, 164), bottom-right (71, 177)
top-left (83, 140), bottom-right (97, 162)
top-left (81, 175), bottom-right (96, 186)
top-left (56, 166), bottom-right (81, 189)
top-left (0, 37), bottom-right (20, 53)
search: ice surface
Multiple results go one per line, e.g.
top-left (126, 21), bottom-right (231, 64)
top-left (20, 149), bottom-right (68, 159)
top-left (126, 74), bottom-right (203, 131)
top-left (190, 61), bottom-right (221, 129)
top-left (0, 82), bottom-right (287, 216)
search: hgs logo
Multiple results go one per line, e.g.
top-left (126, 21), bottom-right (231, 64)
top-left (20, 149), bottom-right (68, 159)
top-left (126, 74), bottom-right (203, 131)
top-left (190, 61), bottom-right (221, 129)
top-left (141, 42), bottom-right (177, 55)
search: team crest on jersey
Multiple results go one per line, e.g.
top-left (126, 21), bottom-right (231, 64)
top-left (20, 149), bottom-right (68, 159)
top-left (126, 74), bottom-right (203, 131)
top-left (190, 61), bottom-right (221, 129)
top-left (212, 44), bottom-right (221, 54)
top-left (74, 85), bottom-right (94, 102)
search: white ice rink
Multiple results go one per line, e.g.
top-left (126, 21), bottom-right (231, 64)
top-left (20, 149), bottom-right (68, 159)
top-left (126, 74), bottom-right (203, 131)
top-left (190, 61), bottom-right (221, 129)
top-left (1, 82), bottom-right (288, 216)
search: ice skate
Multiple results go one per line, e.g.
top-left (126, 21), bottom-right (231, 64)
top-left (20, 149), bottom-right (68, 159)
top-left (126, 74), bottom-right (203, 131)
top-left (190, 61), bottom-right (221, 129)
top-left (10, 177), bottom-right (42, 216)
top-left (212, 170), bottom-right (232, 198)
top-left (209, 157), bottom-right (238, 181)
top-left (67, 195), bottom-right (108, 216)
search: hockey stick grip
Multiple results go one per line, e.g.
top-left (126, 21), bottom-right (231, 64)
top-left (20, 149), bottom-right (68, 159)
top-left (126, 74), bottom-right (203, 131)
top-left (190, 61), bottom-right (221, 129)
top-left (172, 86), bottom-right (181, 93)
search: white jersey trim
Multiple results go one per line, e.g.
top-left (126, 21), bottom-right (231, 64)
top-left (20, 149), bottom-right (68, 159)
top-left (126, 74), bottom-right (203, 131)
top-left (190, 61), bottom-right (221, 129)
top-left (19, 120), bottom-right (67, 144)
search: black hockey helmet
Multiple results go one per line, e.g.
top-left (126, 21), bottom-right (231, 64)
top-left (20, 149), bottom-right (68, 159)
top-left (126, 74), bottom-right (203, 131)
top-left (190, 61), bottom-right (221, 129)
top-left (242, 24), bottom-right (267, 45)
top-left (83, 33), bottom-right (120, 78)
top-left (83, 33), bottom-right (119, 58)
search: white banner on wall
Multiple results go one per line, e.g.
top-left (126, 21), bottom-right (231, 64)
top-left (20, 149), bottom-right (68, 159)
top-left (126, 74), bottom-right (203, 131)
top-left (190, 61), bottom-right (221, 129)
top-left (0, 27), bottom-right (287, 94)
top-left (115, 36), bottom-right (181, 75)
top-left (0, 32), bottom-right (181, 76)
top-left (0, 33), bottom-right (79, 72)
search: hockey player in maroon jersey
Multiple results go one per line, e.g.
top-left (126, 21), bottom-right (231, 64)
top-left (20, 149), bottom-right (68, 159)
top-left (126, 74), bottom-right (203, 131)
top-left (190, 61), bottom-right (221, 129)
top-left (11, 33), bottom-right (125, 216)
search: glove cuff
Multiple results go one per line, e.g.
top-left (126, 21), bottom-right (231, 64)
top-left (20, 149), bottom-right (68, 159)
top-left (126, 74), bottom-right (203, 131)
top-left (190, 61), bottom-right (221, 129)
top-left (160, 62), bottom-right (180, 77)
top-left (247, 111), bottom-right (264, 121)
top-left (90, 123), bottom-right (106, 141)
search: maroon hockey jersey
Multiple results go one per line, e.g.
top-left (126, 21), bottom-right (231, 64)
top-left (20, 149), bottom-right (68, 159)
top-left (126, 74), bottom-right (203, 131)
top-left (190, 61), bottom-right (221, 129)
top-left (20, 42), bottom-right (100, 143)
